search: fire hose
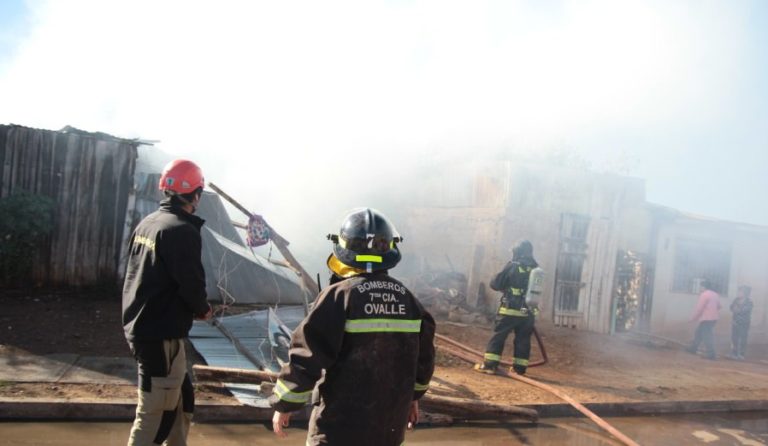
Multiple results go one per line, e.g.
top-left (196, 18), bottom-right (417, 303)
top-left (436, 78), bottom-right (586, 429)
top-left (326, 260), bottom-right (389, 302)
top-left (435, 326), bottom-right (548, 368)
top-left (435, 333), bottom-right (641, 446)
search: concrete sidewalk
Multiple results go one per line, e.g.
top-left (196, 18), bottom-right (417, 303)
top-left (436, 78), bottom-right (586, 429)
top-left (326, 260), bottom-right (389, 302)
top-left (0, 352), bottom-right (135, 385)
top-left (0, 352), bottom-right (279, 422)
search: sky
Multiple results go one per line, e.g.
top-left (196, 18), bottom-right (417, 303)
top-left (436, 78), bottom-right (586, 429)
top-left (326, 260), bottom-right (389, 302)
top-left (1, 0), bottom-right (767, 270)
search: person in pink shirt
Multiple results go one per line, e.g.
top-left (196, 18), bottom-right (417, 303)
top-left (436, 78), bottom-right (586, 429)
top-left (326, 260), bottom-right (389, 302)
top-left (685, 279), bottom-right (721, 360)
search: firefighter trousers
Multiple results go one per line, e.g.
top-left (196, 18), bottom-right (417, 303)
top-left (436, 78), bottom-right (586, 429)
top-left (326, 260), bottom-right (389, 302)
top-left (484, 314), bottom-right (535, 374)
top-left (127, 338), bottom-right (194, 446)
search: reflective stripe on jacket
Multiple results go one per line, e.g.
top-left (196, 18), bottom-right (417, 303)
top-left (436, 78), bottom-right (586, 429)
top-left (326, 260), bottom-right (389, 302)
top-left (490, 258), bottom-right (538, 317)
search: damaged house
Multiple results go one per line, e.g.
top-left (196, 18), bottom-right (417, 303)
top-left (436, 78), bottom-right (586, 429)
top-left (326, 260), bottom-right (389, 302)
top-left (401, 160), bottom-right (767, 345)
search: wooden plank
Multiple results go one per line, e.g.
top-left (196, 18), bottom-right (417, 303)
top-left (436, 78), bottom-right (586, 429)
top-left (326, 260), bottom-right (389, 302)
top-left (193, 364), bottom-right (278, 383)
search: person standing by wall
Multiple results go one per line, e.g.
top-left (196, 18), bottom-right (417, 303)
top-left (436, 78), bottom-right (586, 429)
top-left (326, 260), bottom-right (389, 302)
top-left (474, 240), bottom-right (539, 376)
top-left (685, 279), bottom-right (721, 360)
top-left (727, 285), bottom-right (753, 360)
top-left (270, 208), bottom-right (435, 446)
top-left (122, 159), bottom-right (213, 445)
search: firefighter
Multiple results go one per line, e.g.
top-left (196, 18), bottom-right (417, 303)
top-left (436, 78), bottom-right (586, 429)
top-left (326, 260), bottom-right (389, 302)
top-left (474, 240), bottom-right (539, 376)
top-left (122, 159), bottom-right (212, 446)
top-left (270, 208), bottom-right (436, 446)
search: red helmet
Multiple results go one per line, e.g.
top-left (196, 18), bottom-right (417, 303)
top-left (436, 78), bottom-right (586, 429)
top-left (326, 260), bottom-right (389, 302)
top-left (158, 159), bottom-right (205, 194)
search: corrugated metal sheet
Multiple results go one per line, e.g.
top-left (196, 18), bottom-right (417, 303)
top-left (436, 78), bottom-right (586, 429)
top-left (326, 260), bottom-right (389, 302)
top-left (196, 191), bottom-right (309, 305)
top-left (0, 124), bottom-right (138, 286)
top-left (202, 226), bottom-right (308, 304)
top-left (189, 306), bottom-right (306, 407)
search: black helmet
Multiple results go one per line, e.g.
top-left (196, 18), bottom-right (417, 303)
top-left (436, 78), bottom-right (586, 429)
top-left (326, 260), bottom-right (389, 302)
top-left (328, 208), bottom-right (402, 273)
top-left (512, 240), bottom-right (534, 260)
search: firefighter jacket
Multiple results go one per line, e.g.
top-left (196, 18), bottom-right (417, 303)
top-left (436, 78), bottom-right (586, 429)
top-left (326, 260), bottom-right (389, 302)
top-left (490, 256), bottom-right (539, 317)
top-left (122, 199), bottom-right (210, 342)
top-left (269, 271), bottom-right (436, 446)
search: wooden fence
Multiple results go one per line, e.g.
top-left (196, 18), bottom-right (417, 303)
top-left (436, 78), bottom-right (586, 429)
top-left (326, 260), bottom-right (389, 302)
top-left (0, 124), bottom-right (139, 286)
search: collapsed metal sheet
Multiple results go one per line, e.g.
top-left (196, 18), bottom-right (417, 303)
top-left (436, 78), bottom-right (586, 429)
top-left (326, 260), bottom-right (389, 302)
top-left (200, 227), bottom-right (308, 305)
top-left (193, 191), bottom-right (310, 305)
top-left (189, 306), bottom-right (306, 407)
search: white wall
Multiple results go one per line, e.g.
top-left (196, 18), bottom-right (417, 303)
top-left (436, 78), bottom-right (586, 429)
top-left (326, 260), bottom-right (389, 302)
top-left (649, 217), bottom-right (768, 345)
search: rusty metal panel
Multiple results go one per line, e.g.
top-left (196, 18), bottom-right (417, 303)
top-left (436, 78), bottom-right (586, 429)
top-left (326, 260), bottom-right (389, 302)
top-left (0, 125), bottom-right (138, 286)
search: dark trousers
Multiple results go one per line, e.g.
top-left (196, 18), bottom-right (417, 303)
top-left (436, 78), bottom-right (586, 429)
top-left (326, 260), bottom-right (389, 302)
top-left (731, 323), bottom-right (750, 357)
top-left (484, 314), bottom-right (535, 372)
top-left (690, 320), bottom-right (717, 359)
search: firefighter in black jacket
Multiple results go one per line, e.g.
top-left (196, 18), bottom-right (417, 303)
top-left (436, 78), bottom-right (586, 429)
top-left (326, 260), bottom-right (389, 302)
top-left (270, 208), bottom-right (436, 446)
top-left (474, 240), bottom-right (538, 375)
top-left (122, 159), bottom-right (212, 446)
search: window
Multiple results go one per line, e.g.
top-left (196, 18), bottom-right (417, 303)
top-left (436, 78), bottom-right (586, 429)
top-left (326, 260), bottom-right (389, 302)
top-left (671, 238), bottom-right (731, 294)
top-left (554, 213), bottom-right (590, 313)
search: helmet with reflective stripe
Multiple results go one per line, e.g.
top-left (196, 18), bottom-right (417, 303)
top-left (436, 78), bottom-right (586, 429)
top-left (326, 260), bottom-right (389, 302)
top-left (158, 159), bottom-right (205, 194)
top-left (328, 208), bottom-right (402, 273)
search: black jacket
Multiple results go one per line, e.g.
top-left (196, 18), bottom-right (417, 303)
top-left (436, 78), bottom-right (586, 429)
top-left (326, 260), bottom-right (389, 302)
top-left (490, 256), bottom-right (538, 312)
top-left (122, 199), bottom-right (209, 342)
top-left (270, 271), bottom-right (436, 446)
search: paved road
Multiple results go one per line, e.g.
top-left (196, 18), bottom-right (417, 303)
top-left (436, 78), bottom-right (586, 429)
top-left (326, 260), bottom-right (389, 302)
top-left (1, 411), bottom-right (767, 445)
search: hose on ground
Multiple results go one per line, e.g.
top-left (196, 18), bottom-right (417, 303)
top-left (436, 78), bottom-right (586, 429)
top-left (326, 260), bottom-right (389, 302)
top-left (435, 334), bottom-right (640, 446)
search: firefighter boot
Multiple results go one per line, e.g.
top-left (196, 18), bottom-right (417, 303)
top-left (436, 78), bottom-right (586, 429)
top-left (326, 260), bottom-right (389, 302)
top-left (511, 366), bottom-right (526, 376)
top-left (473, 363), bottom-right (497, 375)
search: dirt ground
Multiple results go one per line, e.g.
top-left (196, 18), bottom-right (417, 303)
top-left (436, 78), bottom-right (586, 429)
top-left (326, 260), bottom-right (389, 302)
top-left (2, 289), bottom-right (768, 407)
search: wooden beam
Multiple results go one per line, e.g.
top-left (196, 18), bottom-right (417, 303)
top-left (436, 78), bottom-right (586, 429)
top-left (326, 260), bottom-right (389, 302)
top-left (193, 364), bottom-right (278, 383)
top-left (421, 394), bottom-right (538, 422)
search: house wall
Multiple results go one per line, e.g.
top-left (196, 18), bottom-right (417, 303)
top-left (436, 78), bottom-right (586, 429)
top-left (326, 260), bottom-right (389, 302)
top-left (649, 217), bottom-right (768, 345)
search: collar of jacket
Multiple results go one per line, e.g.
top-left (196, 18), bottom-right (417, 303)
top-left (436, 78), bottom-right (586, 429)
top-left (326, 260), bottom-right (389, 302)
top-left (513, 256), bottom-right (538, 268)
top-left (159, 198), bottom-right (206, 230)
top-left (332, 270), bottom-right (390, 284)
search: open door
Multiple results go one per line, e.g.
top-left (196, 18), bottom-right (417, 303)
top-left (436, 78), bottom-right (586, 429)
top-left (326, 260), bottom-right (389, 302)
top-left (611, 250), bottom-right (647, 333)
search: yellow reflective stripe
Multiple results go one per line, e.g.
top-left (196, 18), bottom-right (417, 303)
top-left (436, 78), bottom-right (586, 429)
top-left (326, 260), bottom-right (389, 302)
top-left (510, 287), bottom-right (524, 296)
top-left (484, 353), bottom-right (501, 361)
top-left (514, 357), bottom-right (529, 366)
top-left (414, 382), bottom-right (429, 392)
top-left (274, 379), bottom-right (311, 404)
top-left (518, 266), bottom-right (531, 273)
top-left (498, 306), bottom-right (528, 317)
top-left (356, 254), bottom-right (383, 263)
top-left (345, 318), bottom-right (421, 333)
